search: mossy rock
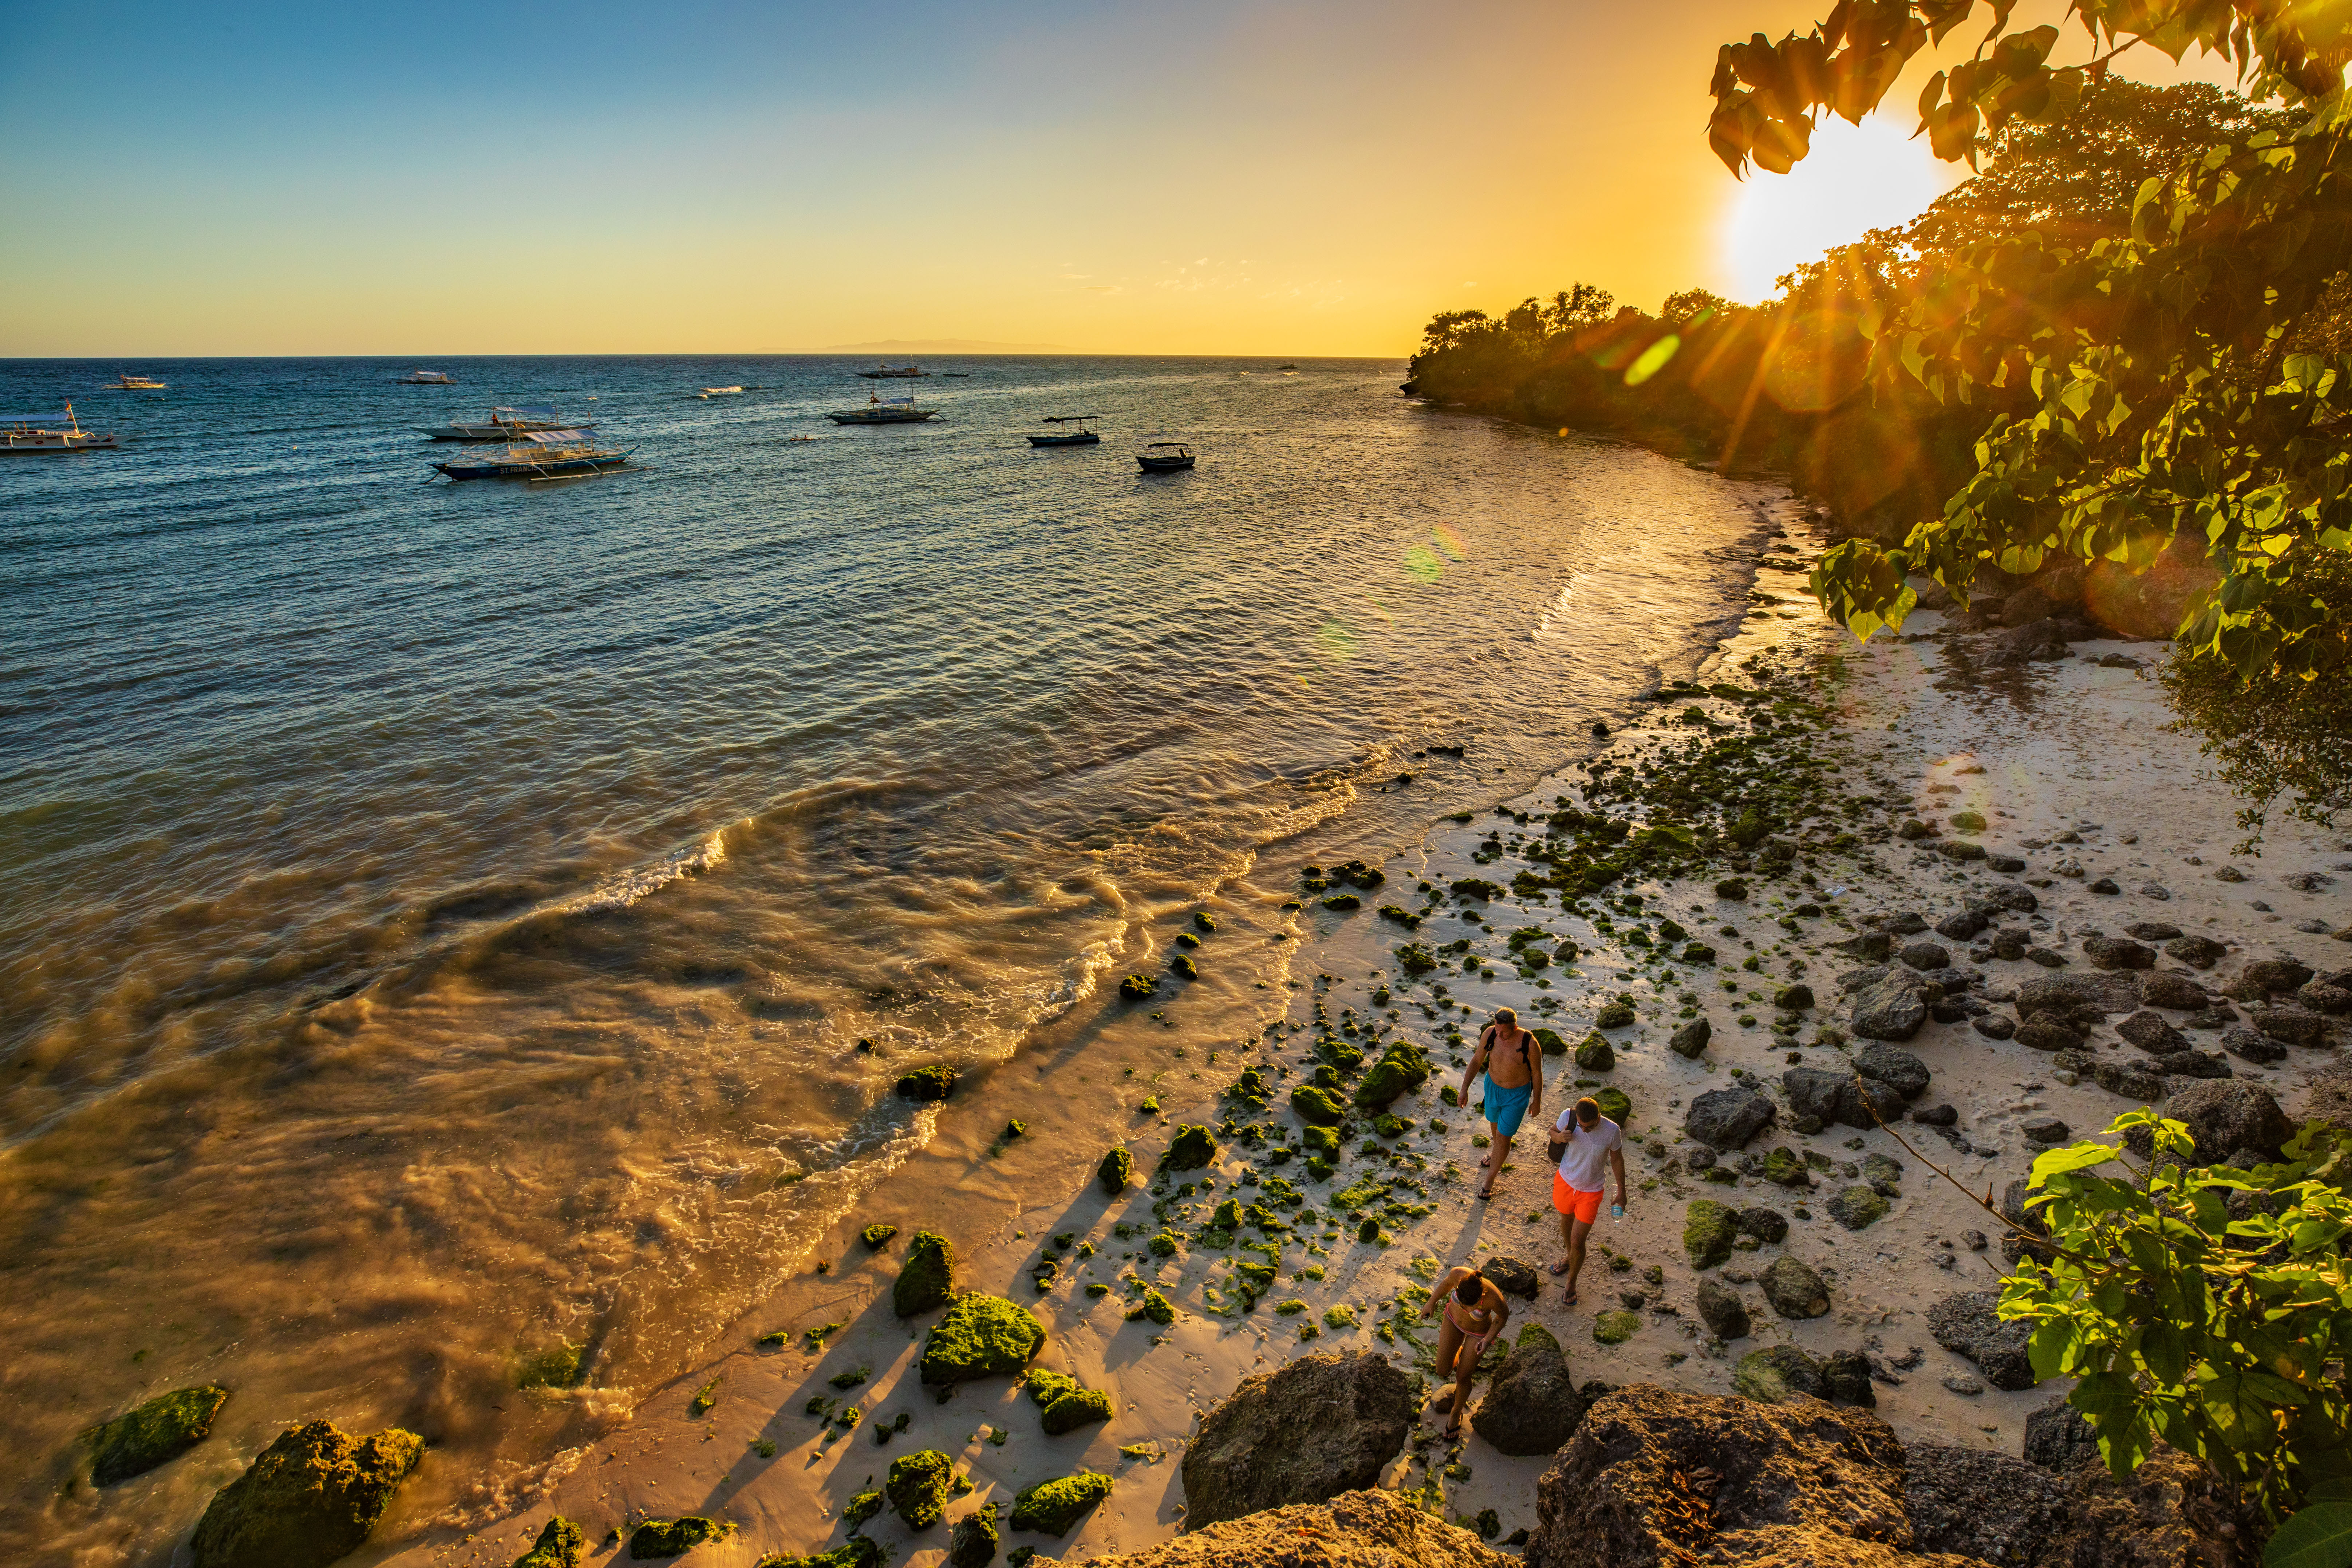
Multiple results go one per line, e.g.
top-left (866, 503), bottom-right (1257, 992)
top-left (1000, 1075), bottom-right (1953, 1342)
top-left (1828, 1186), bottom-right (1890, 1231)
top-left (88, 1384), bottom-right (229, 1487)
top-left (763, 1540), bottom-right (884, 1568)
top-left (1594, 1000), bottom-right (1636, 1029)
top-left (895, 1065), bottom-right (959, 1102)
top-left (190, 1421), bottom-right (425, 1568)
top-left (1593, 1311), bottom-right (1640, 1345)
top-left (1354, 1040), bottom-right (1432, 1108)
top-left (1193, 912), bottom-right (1217, 932)
top-left (919, 1293), bottom-right (1047, 1385)
top-left (1715, 879), bottom-right (1749, 901)
top-left (949, 1503), bottom-right (1000, 1568)
top-left (1301, 1124), bottom-right (1339, 1156)
top-left (1733, 1345), bottom-right (1824, 1404)
top-left (513, 1517), bottom-right (585, 1568)
top-left (516, 1340), bottom-right (584, 1390)
top-left (844, 1488), bottom-right (886, 1531)
top-left (887, 1449), bottom-right (958, 1528)
top-left (1761, 1147), bottom-right (1807, 1187)
top-left (1025, 1369), bottom-right (1080, 1406)
top-left (1097, 1147), bottom-right (1133, 1196)
top-left (629, 1517), bottom-right (731, 1561)
top-left (1683, 1199), bottom-right (1739, 1270)
top-left (1533, 1027), bottom-right (1570, 1057)
top-left (1128, 1289), bottom-right (1176, 1326)
top-left (1574, 1032), bottom-right (1614, 1071)
top-left (1119, 973), bottom-right (1160, 1002)
top-left (895, 1230), bottom-right (956, 1317)
top-left (1170, 952), bottom-right (1199, 980)
top-left (1041, 1387), bottom-right (1114, 1435)
top-left (1290, 1085), bottom-right (1346, 1126)
top-left (1515, 1320), bottom-right (1561, 1353)
top-left (1372, 1113), bottom-right (1409, 1138)
top-left (860, 1223), bottom-right (899, 1251)
top-left (1323, 893), bottom-right (1363, 911)
top-left (1160, 1123), bottom-right (1218, 1171)
top-left (1593, 1087), bottom-right (1631, 1125)
top-left (1011, 1472), bottom-right (1114, 1536)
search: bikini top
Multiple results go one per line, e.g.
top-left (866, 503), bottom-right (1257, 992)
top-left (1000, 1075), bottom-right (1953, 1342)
top-left (1444, 1279), bottom-right (1501, 1334)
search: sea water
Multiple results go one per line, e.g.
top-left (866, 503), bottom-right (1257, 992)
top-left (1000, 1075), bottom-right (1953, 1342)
top-left (0, 355), bottom-right (1776, 1561)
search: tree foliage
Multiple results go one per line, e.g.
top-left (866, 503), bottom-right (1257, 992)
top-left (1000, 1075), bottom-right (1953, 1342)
top-left (2001, 1111), bottom-right (2352, 1528)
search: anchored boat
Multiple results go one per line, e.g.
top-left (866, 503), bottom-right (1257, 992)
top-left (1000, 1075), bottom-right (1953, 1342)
top-left (1027, 415), bottom-right (1101, 447)
top-left (856, 364), bottom-right (925, 378)
top-left (431, 429), bottom-right (631, 480)
top-left (112, 373), bottom-right (167, 390)
top-left (4, 403), bottom-right (119, 453)
top-left (418, 405), bottom-right (597, 442)
top-left (826, 394), bottom-right (939, 425)
top-left (1136, 441), bottom-right (1195, 472)
top-left (398, 370), bottom-right (456, 385)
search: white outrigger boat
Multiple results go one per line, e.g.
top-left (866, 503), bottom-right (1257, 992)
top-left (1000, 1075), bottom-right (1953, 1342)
top-left (397, 369), bottom-right (456, 385)
top-left (4, 403), bottom-right (119, 453)
top-left (112, 373), bottom-right (167, 390)
top-left (826, 394), bottom-right (939, 425)
top-left (431, 428), bottom-right (632, 481)
top-left (418, 404), bottom-right (596, 442)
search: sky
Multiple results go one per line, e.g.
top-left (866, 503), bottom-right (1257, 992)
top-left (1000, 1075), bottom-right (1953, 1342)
top-left (0, 0), bottom-right (2243, 357)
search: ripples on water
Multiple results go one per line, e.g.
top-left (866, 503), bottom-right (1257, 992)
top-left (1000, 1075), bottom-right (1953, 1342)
top-left (0, 355), bottom-right (1774, 1560)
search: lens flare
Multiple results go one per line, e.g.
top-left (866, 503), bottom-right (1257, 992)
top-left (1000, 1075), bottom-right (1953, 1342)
top-left (1404, 545), bottom-right (1444, 584)
top-left (1431, 524), bottom-right (1467, 562)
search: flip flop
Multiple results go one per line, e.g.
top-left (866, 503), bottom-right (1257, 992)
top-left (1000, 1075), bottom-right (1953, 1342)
top-left (1547, 1259), bottom-right (1571, 1276)
top-left (1441, 1421), bottom-right (1463, 1441)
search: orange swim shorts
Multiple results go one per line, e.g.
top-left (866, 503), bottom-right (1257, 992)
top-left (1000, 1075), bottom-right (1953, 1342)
top-left (1552, 1173), bottom-right (1603, 1224)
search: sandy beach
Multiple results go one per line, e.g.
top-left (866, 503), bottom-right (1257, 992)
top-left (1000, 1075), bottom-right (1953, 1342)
top-left (371, 494), bottom-right (2349, 1568)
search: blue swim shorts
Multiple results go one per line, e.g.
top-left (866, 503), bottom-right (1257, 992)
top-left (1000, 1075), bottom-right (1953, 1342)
top-left (1481, 1075), bottom-right (1533, 1136)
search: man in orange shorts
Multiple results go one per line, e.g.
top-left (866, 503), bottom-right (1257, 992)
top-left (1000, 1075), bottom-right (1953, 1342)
top-left (1546, 1095), bottom-right (1626, 1304)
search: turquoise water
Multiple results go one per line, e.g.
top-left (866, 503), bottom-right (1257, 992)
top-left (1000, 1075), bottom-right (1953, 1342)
top-left (0, 355), bottom-right (1775, 1561)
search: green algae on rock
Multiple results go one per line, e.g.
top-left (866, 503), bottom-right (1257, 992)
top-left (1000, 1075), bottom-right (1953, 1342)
top-left (1011, 1472), bottom-right (1114, 1536)
top-left (1128, 1288), bottom-right (1176, 1325)
top-left (1042, 1386), bottom-right (1114, 1435)
top-left (1193, 911), bottom-right (1217, 932)
top-left (1169, 953), bottom-right (1199, 980)
top-left (895, 1230), bottom-right (956, 1317)
top-left (512, 1516), bottom-right (584, 1568)
top-left (861, 1223), bottom-right (899, 1250)
top-left (1290, 1086), bottom-right (1345, 1126)
top-left (1593, 1310), bottom-right (1640, 1344)
top-left (949, 1501), bottom-right (1000, 1568)
top-left (1353, 1040), bottom-right (1432, 1109)
top-left (1160, 1124), bottom-right (1218, 1171)
top-left (516, 1339), bottom-right (584, 1390)
top-left (844, 1488), bottom-right (885, 1531)
top-left (1594, 1087), bottom-right (1631, 1125)
top-left (87, 1383), bottom-right (229, 1487)
top-left (1573, 1032), bottom-right (1614, 1071)
top-left (762, 1541), bottom-right (884, 1568)
top-left (1119, 973), bottom-right (1160, 1001)
top-left (629, 1516), bottom-right (732, 1560)
top-left (1733, 1344), bottom-right (1824, 1403)
top-left (1532, 1027), bottom-right (1570, 1057)
top-left (1594, 999), bottom-right (1636, 1029)
top-left (190, 1421), bottom-right (425, 1568)
top-left (688, 1377), bottom-right (721, 1417)
top-left (888, 1449), bottom-right (959, 1528)
top-left (1098, 1146), bottom-right (1133, 1195)
top-left (895, 1065), bottom-right (959, 1101)
top-left (920, 1293), bottom-right (1047, 1385)
top-left (1683, 1200), bottom-right (1738, 1270)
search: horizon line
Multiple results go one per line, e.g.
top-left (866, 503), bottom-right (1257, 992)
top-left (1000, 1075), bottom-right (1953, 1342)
top-left (0, 351), bottom-right (1407, 362)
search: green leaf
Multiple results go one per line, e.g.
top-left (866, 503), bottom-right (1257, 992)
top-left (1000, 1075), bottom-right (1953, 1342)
top-left (2265, 1502), bottom-right (2352, 1568)
top-left (2032, 1142), bottom-right (2121, 1184)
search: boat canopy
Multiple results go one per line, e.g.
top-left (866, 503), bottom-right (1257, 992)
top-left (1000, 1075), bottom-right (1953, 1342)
top-left (496, 404), bottom-right (560, 419)
top-left (517, 428), bottom-right (589, 443)
top-left (1041, 414), bottom-right (1101, 423)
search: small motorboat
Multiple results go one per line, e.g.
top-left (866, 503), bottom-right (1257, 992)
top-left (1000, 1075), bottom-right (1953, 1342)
top-left (432, 429), bottom-right (632, 480)
top-left (398, 370), bottom-right (456, 385)
top-left (1136, 441), bottom-right (1194, 473)
top-left (826, 394), bottom-right (939, 425)
top-left (112, 373), bottom-right (167, 390)
top-left (3, 402), bottom-right (119, 453)
top-left (419, 405), bottom-right (596, 442)
top-left (856, 364), bottom-right (924, 378)
top-left (695, 386), bottom-right (744, 398)
top-left (1027, 415), bottom-right (1101, 447)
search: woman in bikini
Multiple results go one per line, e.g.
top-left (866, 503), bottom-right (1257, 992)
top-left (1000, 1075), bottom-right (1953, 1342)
top-left (1461, 1006), bottom-right (1543, 1200)
top-left (1418, 1264), bottom-right (1510, 1439)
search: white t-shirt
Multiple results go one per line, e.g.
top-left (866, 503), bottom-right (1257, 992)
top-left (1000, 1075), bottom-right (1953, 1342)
top-left (1554, 1112), bottom-right (1622, 1192)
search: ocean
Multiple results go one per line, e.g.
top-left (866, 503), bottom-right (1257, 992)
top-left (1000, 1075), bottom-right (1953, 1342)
top-left (0, 354), bottom-right (1778, 1562)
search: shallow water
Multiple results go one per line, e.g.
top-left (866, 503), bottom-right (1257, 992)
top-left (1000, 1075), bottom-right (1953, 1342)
top-left (0, 355), bottom-right (1774, 1561)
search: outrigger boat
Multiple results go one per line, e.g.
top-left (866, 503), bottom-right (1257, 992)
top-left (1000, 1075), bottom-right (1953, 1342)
top-left (112, 373), bottom-right (167, 390)
top-left (856, 364), bottom-right (924, 378)
top-left (398, 370), bottom-right (456, 385)
top-left (826, 394), bottom-right (939, 425)
top-left (1136, 441), bottom-right (1195, 472)
top-left (431, 429), bottom-right (631, 481)
top-left (418, 404), bottom-right (596, 442)
top-left (695, 386), bottom-right (743, 398)
top-left (3, 402), bottom-right (119, 453)
top-left (1027, 415), bottom-right (1101, 447)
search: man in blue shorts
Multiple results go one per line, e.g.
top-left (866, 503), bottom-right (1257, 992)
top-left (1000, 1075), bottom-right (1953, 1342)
top-left (1461, 1007), bottom-right (1544, 1200)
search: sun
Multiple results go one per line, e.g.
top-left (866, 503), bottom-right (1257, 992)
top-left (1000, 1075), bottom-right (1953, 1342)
top-left (1724, 113), bottom-right (1962, 302)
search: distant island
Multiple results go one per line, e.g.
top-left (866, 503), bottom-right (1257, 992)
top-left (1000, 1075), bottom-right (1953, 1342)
top-left (812, 337), bottom-right (1081, 355)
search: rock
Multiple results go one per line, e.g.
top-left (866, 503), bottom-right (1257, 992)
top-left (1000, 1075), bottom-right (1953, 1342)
top-left (2025, 1395), bottom-right (2102, 1471)
top-left (1683, 1200), bottom-right (1740, 1269)
top-left (1013, 1472), bottom-right (1114, 1536)
top-left (949, 1504), bottom-right (999, 1568)
top-left (896, 1231), bottom-right (956, 1316)
top-left (1684, 1088), bottom-right (1775, 1151)
top-left (2221, 1026), bottom-right (2287, 1065)
top-left (1850, 975), bottom-right (1933, 1041)
top-left (2241, 957), bottom-right (2315, 992)
top-left (2254, 1007), bottom-right (2329, 1046)
top-left (1853, 1045), bottom-right (1930, 1099)
top-left (1161, 1124), bottom-right (1218, 1171)
top-left (1593, 1310), bottom-right (1641, 1344)
top-left (628, 1518), bottom-right (733, 1560)
top-left (2092, 1061), bottom-right (2167, 1102)
top-left (1668, 1018), bottom-right (1712, 1058)
top-left (1290, 1086), bottom-right (1345, 1125)
top-left (1075, 1488), bottom-right (1514, 1568)
top-left (896, 1065), bottom-right (960, 1101)
top-left (1473, 1323), bottom-right (1590, 1455)
top-left (1819, 1350), bottom-right (1876, 1407)
top-left (2165, 935), bottom-right (2227, 969)
top-left (1097, 1148), bottom-right (1133, 1196)
top-left (1775, 983), bottom-right (1816, 1010)
top-left (1736, 1205), bottom-right (1788, 1243)
top-left (189, 1421), bottom-right (424, 1568)
top-left (2142, 972), bottom-right (2209, 1009)
top-left (512, 1517), bottom-right (584, 1568)
top-left (1928, 1290), bottom-right (2037, 1390)
top-left (1695, 1280), bottom-right (1751, 1339)
top-left (1935, 910), bottom-right (1989, 941)
top-left (1523, 1386), bottom-right (1920, 1568)
top-left (2159, 1081), bottom-right (2291, 1160)
top-left (87, 1385), bottom-right (230, 1487)
top-left (1574, 1033), bottom-right (1614, 1071)
top-left (1828, 1186), bottom-right (1890, 1230)
top-left (2088, 877), bottom-right (2122, 895)
top-left (1973, 1014), bottom-right (2017, 1040)
top-left (2017, 972), bottom-right (2141, 1017)
top-left (2021, 1117), bottom-right (2070, 1145)
top-left (2303, 984), bottom-right (2352, 1015)
top-left (1180, 1351), bottom-right (1414, 1529)
top-left (1354, 1039), bottom-right (1433, 1108)
top-left (1899, 941), bottom-right (1952, 971)
top-left (1781, 1066), bottom-right (1904, 1129)
top-left (1904, 1445), bottom-right (2072, 1563)
top-left (2127, 921), bottom-right (2185, 941)
top-left (2081, 935), bottom-right (2156, 971)
top-left (1716, 878), bottom-right (1748, 900)
top-left (1733, 1345), bottom-right (1822, 1402)
top-left (1906, 1439), bottom-right (2239, 1568)
top-left (2118, 1010), bottom-right (2189, 1054)
top-left (920, 1293), bottom-right (1047, 1385)
top-left (2016, 1014), bottom-right (2082, 1051)
top-left (1759, 1256), bottom-right (1829, 1319)
top-left (1910, 1103), bottom-right (1958, 1126)
top-left (1042, 1387), bottom-right (1114, 1435)
top-left (1943, 1374), bottom-right (1985, 1395)
top-left (1483, 1255), bottom-right (1539, 1299)
top-left (2144, 1049), bottom-right (2231, 1080)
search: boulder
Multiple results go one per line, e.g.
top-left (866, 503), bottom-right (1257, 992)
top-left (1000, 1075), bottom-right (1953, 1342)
top-left (2093, 1061), bottom-right (2167, 1102)
top-left (887, 1449), bottom-right (958, 1528)
top-left (1903, 1444), bottom-right (2074, 1565)
top-left (1828, 1186), bottom-right (1890, 1231)
top-left (1853, 1045), bottom-right (1930, 1100)
top-left (2016, 972), bottom-right (2141, 1017)
top-left (1733, 1345), bottom-right (1822, 1403)
top-left (1759, 1256), bottom-right (1830, 1319)
top-left (2253, 1007), bottom-right (2329, 1046)
top-left (1483, 1255), bottom-right (1540, 1300)
top-left (1668, 1018), bottom-right (1712, 1059)
top-left (1927, 1290), bottom-right (2036, 1390)
top-left (1180, 1351), bottom-right (1414, 1529)
top-left (1782, 1067), bottom-right (1904, 1130)
top-left (1935, 910), bottom-right (1988, 941)
top-left (1736, 1205), bottom-right (1789, 1243)
top-left (1906, 1440), bottom-right (2241, 1568)
top-left (2159, 1081), bottom-right (2292, 1161)
top-left (87, 1385), bottom-right (230, 1487)
top-left (1074, 1488), bottom-right (1514, 1568)
top-left (1684, 1087), bottom-right (1775, 1151)
top-left (512, 1517), bottom-right (584, 1568)
top-left (2220, 1026), bottom-right (2287, 1065)
top-left (1014, 1472), bottom-right (1115, 1536)
top-left (2117, 1010), bottom-right (2189, 1055)
top-left (1683, 1200), bottom-right (1740, 1269)
top-left (1472, 1323), bottom-right (1590, 1456)
top-left (189, 1422), bottom-right (424, 1568)
top-left (2142, 972), bottom-right (2210, 1011)
top-left (1694, 1280), bottom-right (1750, 1340)
top-left (2240, 957), bottom-right (2314, 993)
top-left (1098, 1148), bottom-right (1133, 1196)
top-left (1820, 1350), bottom-right (1876, 1407)
top-left (1162, 1124), bottom-right (1219, 1170)
top-left (1775, 983), bottom-right (1816, 1010)
top-left (919, 1293), bottom-right (1047, 1384)
top-left (896, 1230), bottom-right (956, 1316)
top-left (2081, 935), bottom-right (2157, 971)
top-left (2024, 1394), bottom-right (2101, 1472)
top-left (2017, 1014), bottom-right (2084, 1051)
top-left (2165, 935), bottom-right (2227, 969)
top-left (1850, 975), bottom-right (1933, 1041)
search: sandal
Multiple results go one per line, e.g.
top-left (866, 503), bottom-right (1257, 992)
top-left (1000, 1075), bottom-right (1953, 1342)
top-left (1547, 1259), bottom-right (1571, 1276)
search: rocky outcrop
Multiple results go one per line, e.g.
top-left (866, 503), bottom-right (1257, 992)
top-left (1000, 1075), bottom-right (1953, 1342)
top-left (190, 1421), bottom-right (424, 1568)
top-left (1076, 1489), bottom-right (1513, 1567)
top-left (2158, 1082), bottom-right (2292, 1162)
top-left (2025, 1394), bottom-right (2102, 1472)
top-left (1907, 1442), bottom-right (2242, 1568)
top-left (920, 1292), bottom-right (1046, 1384)
top-left (895, 1230), bottom-right (955, 1316)
top-left (1180, 1351), bottom-right (1414, 1530)
top-left (1472, 1323), bottom-right (1589, 1456)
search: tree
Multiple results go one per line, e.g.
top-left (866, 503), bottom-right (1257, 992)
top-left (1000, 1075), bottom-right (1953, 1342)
top-left (1661, 288), bottom-right (1732, 324)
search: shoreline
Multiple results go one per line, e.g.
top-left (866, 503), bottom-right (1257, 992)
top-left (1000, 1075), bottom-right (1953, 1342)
top-left (352, 497), bottom-right (2341, 1563)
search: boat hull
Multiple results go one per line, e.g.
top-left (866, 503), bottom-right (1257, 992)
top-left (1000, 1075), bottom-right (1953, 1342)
top-left (826, 410), bottom-right (940, 424)
top-left (433, 452), bottom-right (631, 480)
top-left (1137, 455), bottom-right (1194, 471)
top-left (1027, 432), bottom-right (1100, 446)
top-left (3, 433), bottom-right (119, 452)
top-left (420, 421), bottom-right (599, 442)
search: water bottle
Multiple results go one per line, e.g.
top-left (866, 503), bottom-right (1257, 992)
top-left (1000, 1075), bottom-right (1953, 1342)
top-left (1610, 1202), bottom-right (1625, 1225)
